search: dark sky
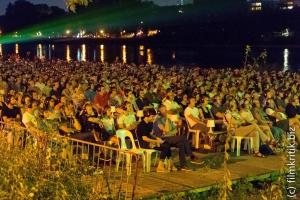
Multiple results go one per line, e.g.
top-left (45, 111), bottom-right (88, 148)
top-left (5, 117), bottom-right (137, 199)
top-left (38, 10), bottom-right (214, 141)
top-left (0, 0), bottom-right (66, 15)
top-left (0, 0), bottom-right (185, 15)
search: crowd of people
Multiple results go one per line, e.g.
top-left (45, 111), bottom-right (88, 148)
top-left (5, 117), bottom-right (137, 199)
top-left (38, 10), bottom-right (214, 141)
top-left (0, 57), bottom-right (299, 171)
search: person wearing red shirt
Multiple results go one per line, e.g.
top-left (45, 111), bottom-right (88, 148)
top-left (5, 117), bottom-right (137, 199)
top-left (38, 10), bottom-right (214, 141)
top-left (93, 86), bottom-right (109, 113)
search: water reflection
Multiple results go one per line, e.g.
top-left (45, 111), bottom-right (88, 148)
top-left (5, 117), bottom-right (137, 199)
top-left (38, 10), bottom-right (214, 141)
top-left (0, 44), bottom-right (2, 56)
top-left (147, 49), bottom-right (153, 64)
top-left (77, 44), bottom-right (87, 62)
top-left (82, 44), bottom-right (86, 62)
top-left (48, 44), bottom-right (51, 60)
top-left (93, 50), bottom-right (96, 62)
top-left (37, 44), bottom-right (45, 59)
top-left (139, 45), bottom-right (145, 56)
top-left (15, 44), bottom-right (19, 54)
top-left (172, 52), bottom-right (176, 59)
top-left (122, 45), bottom-right (127, 63)
top-left (100, 44), bottom-right (105, 63)
top-left (66, 45), bottom-right (71, 62)
top-left (5, 43), bottom-right (298, 70)
top-left (283, 48), bottom-right (289, 72)
top-left (77, 48), bottom-right (80, 61)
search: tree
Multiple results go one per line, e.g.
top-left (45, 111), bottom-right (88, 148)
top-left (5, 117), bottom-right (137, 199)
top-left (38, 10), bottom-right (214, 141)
top-left (66, 0), bottom-right (92, 12)
top-left (3, 0), bottom-right (66, 32)
top-left (65, 0), bottom-right (142, 12)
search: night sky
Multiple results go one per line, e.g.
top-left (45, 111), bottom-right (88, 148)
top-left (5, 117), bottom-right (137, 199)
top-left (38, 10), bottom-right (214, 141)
top-left (0, 0), bottom-right (66, 15)
top-left (0, 0), bottom-right (183, 15)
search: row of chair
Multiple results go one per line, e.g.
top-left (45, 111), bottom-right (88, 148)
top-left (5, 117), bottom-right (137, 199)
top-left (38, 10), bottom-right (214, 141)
top-left (115, 119), bottom-right (254, 175)
top-left (186, 119), bottom-right (253, 156)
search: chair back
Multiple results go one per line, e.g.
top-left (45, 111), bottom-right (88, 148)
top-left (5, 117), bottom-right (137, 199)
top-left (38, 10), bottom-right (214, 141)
top-left (116, 129), bottom-right (137, 150)
top-left (185, 116), bottom-right (196, 131)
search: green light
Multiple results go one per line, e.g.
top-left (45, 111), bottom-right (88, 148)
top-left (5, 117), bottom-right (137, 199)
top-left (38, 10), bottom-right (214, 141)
top-left (0, 1), bottom-right (235, 44)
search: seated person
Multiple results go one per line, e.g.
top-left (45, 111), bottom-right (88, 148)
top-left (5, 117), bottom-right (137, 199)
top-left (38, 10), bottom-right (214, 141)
top-left (224, 100), bottom-right (269, 157)
top-left (153, 104), bottom-right (196, 171)
top-left (252, 99), bottom-right (285, 144)
top-left (211, 95), bottom-right (227, 120)
top-left (211, 95), bottom-right (227, 130)
top-left (58, 102), bottom-right (81, 136)
top-left (286, 95), bottom-right (300, 121)
top-left (22, 101), bottom-right (50, 143)
top-left (2, 95), bottom-right (21, 123)
top-left (136, 108), bottom-right (172, 172)
top-left (100, 107), bottom-right (119, 144)
top-left (199, 95), bottom-right (214, 119)
top-left (265, 98), bottom-right (287, 125)
top-left (162, 91), bottom-right (182, 125)
top-left (184, 97), bottom-right (209, 135)
top-left (22, 101), bottom-right (39, 133)
top-left (239, 102), bottom-right (275, 145)
top-left (136, 90), bottom-right (150, 110)
top-left (285, 95), bottom-right (300, 146)
top-left (101, 107), bottom-right (116, 136)
top-left (265, 98), bottom-right (290, 134)
top-left (117, 103), bottom-right (137, 132)
top-left (78, 102), bottom-right (103, 142)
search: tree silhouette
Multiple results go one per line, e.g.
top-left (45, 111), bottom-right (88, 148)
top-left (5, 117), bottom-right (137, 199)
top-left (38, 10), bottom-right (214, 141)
top-left (1, 0), bottom-right (65, 32)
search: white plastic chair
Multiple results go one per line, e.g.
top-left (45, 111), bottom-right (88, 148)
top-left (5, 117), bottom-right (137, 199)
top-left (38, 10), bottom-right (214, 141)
top-left (115, 129), bottom-right (145, 175)
top-left (223, 114), bottom-right (254, 157)
top-left (231, 136), bottom-right (253, 157)
top-left (116, 129), bottom-right (157, 174)
top-left (185, 119), bottom-right (201, 149)
top-left (133, 130), bottom-right (159, 173)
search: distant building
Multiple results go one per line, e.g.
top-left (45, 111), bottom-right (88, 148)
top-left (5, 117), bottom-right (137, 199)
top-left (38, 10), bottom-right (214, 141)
top-left (249, 0), bottom-right (262, 11)
top-left (280, 0), bottom-right (294, 9)
top-left (248, 0), bottom-right (298, 11)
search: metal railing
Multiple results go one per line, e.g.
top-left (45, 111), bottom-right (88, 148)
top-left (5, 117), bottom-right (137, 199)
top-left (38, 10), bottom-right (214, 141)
top-left (0, 121), bottom-right (142, 200)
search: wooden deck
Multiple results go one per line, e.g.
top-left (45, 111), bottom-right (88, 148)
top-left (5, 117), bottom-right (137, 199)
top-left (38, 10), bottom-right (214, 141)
top-left (132, 152), bottom-right (300, 199)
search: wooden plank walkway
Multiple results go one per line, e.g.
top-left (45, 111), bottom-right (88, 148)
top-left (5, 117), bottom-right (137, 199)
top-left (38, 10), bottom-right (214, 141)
top-left (132, 152), bottom-right (300, 199)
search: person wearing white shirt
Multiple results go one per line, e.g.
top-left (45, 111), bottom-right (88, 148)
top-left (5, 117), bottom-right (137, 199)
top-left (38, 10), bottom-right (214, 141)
top-left (184, 98), bottom-right (209, 134)
top-left (101, 107), bottom-right (116, 134)
top-left (162, 91), bottom-right (182, 126)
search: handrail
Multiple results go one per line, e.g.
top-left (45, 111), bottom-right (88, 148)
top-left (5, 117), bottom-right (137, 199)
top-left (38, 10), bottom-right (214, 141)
top-left (0, 120), bottom-right (142, 200)
top-left (0, 120), bottom-right (139, 155)
top-left (56, 134), bottom-right (139, 155)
